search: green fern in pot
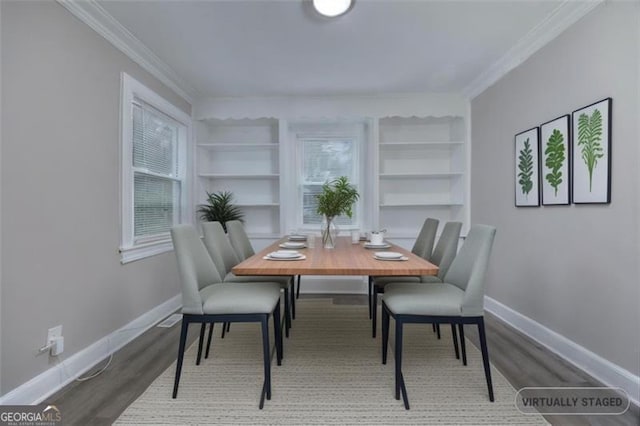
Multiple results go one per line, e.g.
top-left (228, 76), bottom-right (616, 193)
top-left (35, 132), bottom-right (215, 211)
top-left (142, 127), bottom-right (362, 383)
top-left (198, 191), bottom-right (244, 232)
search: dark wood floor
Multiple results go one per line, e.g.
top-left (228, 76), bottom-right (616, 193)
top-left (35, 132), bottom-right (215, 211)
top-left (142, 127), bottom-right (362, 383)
top-left (49, 294), bottom-right (639, 425)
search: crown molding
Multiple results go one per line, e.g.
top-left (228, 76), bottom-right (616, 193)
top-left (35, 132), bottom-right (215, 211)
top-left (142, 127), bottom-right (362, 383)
top-left (56, 0), bottom-right (197, 103)
top-left (463, 0), bottom-right (604, 100)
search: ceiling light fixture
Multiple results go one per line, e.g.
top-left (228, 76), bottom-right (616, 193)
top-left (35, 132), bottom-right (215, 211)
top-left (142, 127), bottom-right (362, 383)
top-left (313, 0), bottom-right (353, 18)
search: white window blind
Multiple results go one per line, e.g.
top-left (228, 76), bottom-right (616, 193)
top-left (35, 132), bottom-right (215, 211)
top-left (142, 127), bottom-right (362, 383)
top-left (132, 101), bottom-right (182, 241)
top-left (299, 137), bottom-right (359, 227)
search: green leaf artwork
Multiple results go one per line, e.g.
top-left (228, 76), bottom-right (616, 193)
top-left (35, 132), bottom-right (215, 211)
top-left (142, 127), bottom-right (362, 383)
top-left (544, 129), bottom-right (565, 196)
top-left (518, 138), bottom-right (534, 197)
top-left (577, 109), bottom-right (604, 192)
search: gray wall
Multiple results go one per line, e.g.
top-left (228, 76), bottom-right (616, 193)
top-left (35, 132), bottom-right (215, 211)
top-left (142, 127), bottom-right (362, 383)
top-left (1, 1), bottom-right (191, 393)
top-left (471, 2), bottom-right (639, 374)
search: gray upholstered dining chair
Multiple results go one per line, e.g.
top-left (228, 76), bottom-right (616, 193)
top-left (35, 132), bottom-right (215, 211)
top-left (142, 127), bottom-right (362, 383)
top-left (226, 220), bottom-right (298, 321)
top-left (170, 224), bottom-right (283, 409)
top-left (381, 224), bottom-right (496, 409)
top-left (368, 218), bottom-right (439, 320)
top-left (371, 221), bottom-right (462, 338)
top-left (202, 221), bottom-right (293, 341)
top-left (226, 220), bottom-right (255, 261)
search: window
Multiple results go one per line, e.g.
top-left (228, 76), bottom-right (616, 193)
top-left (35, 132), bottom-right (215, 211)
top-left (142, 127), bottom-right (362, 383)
top-left (287, 120), bottom-right (370, 232)
top-left (299, 136), bottom-right (359, 227)
top-left (120, 73), bottom-right (191, 263)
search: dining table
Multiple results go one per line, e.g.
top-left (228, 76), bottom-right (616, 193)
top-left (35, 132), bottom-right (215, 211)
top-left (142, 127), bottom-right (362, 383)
top-left (231, 236), bottom-right (438, 277)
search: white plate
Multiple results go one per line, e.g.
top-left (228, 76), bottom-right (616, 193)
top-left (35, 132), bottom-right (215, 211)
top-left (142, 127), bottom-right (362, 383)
top-left (288, 235), bottom-right (307, 241)
top-left (263, 254), bottom-right (306, 261)
top-left (279, 242), bottom-right (306, 249)
top-left (374, 251), bottom-right (403, 259)
top-left (374, 255), bottom-right (408, 261)
top-left (364, 242), bottom-right (391, 249)
top-left (268, 250), bottom-right (300, 259)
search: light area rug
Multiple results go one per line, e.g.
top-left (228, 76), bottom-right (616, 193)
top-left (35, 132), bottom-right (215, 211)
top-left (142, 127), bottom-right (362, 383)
top-left (116, 299), bottom-right (547, 425)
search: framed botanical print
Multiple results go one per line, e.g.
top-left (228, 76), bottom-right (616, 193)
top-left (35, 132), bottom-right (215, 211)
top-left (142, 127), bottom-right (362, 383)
top-left (572, 98), bottom-right (612, 204)
top-left (540, 115), bottom-right (571, 205)
top-left (515, 127), bottom-right (540, 207)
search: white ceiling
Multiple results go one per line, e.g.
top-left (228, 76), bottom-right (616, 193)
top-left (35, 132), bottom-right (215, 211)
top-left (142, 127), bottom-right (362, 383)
top-left (96, 0), bottom-right (571, 99)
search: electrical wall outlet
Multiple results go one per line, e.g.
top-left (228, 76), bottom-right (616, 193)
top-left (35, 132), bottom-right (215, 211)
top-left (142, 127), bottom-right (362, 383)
top-left (47, 325), bottom-right (62, 343)
top-left (47, 325), bottom-right (63, 356)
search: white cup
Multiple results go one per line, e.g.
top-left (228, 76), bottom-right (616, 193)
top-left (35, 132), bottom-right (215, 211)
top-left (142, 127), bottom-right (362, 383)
top-left (351, 230), bottom-right (360, 244)
top-left (370, 232), bottom-right (384, 245)
top-left (307, 233), bottom-right (316, 249)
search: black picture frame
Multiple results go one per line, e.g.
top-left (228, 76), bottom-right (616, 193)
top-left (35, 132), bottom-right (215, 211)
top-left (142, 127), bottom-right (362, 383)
top-left (514, 127), bottom-right (541, 207)
top-left (572, 98), bottom-right (612, 204)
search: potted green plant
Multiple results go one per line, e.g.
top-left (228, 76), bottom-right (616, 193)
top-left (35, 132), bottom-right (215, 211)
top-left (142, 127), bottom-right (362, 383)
top-left (316, 176), bottom-right (360, 248)
top-left (197, 191), bottom-right (244, 232)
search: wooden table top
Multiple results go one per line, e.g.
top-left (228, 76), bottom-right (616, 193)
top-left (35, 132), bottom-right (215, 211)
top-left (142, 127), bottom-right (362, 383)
top-left (232, 236), bottom-right (439, 276)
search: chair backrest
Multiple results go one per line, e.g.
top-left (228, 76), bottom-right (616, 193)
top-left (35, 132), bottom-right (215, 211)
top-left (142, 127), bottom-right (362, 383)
top-left (430, 221), bottom-right (462, 280)
top-left (202, 221), bottom-right (240, 277)
top-left (226, 220), bottom-right (255, 261)
top-left (412, 218), bottom-right (439, 259)
top-left (443, 224), bottom-right (496, 316)
top-left (171, 224), bottom-right (223, 315)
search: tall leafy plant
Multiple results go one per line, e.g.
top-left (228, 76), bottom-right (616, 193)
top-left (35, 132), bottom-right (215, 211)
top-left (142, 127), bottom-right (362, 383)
top-left (544, 129), bottom-right (565, 196)
top-left (577, 109), bottom-right (604, 192)
top-left (316, 176), bottom-right (359, 248)
top-left (518, 138), bottom-right (534, 197)
top-left (197, 191), bottom-right (243, 232)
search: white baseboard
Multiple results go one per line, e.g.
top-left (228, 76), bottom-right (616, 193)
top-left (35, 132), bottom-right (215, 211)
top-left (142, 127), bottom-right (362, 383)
top-left (0, 294), bottom-right (182, 405)
top-left (484, 296), bottom-right (640, 407)
top-left (299, 276), bottom-right (368, 294)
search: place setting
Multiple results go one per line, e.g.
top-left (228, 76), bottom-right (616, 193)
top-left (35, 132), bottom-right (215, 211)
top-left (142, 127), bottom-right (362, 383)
top-left (373, 251), bottom-right (408, 261)
top-left (363, 229), bottom-right (391, 249)
top-left (363, 241), bottom-right (391, 249)
top-left (279, 241), bottom-right (307, 249)
top-left (287, 234), bottom-right (308, 242)
top-left (263, 250), bottom-right (306, 261)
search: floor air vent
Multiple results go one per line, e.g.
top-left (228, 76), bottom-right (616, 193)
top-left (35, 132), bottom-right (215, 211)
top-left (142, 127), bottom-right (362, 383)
top-left (157, 314), bottom-right (182, 328)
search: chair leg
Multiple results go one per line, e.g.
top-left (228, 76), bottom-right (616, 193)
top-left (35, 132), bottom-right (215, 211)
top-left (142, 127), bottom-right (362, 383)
top-left (395, 319), bottom-right (409, 409)
top-left (205, 323), bottom-right (214, 359)
top-left (290, 278), bottom-right (296, 320)
top-left (432, 323), bottom-right (437, 333)
top-left (196, 323), bottom-right (206, 365)
top-left (221, 322), bottom-right (227, 338)
top-left (372, 285), bottom-right (379, 338)
top-left (368, 276), bottom-right (373, 319)
top-left (451, 324), bottom-right (460, 360)
top-left (172, 319), bottom-right (189, 398)
top-left (283, 288), bottom-right (291, 338)
top-left (477, 318), bottom-right (494, 402)
top-left (273, 301), bottom-right (283, 365)
top-left (296, 275), bottom-right (301, 299)
top-left (459, 324), bottom-right (467, 366)
top-left (382, 304), bottom-right (390, 365)
top-left (259, 316), bottom-right (271, 409)
top-left (436, 323), bottom-right (441, 339)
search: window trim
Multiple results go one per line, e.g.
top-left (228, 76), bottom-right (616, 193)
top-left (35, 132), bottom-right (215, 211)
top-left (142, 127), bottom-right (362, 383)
top-left (119, 73), bottom-right (192, 263)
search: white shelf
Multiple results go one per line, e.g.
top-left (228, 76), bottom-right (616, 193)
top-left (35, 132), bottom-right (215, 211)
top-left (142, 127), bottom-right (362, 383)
top-left (196, 118), bottom-right (282, 237)
top-left (197, 143), bottom-right (279, 150)
top-left (247, 232), bottom-right (281, 239)
top-left (236, 203), bottom-right (280, 207)
top-left (379, 141), bottom-right (464, 148)
top-left (378, 115), bottom-right (467, 236)
top-left (380, 202), bottom-right (464, 207)
top-left (198, 173), bottom-right (280, 179)
top-left (379, 172), bottom-right (463, 179)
